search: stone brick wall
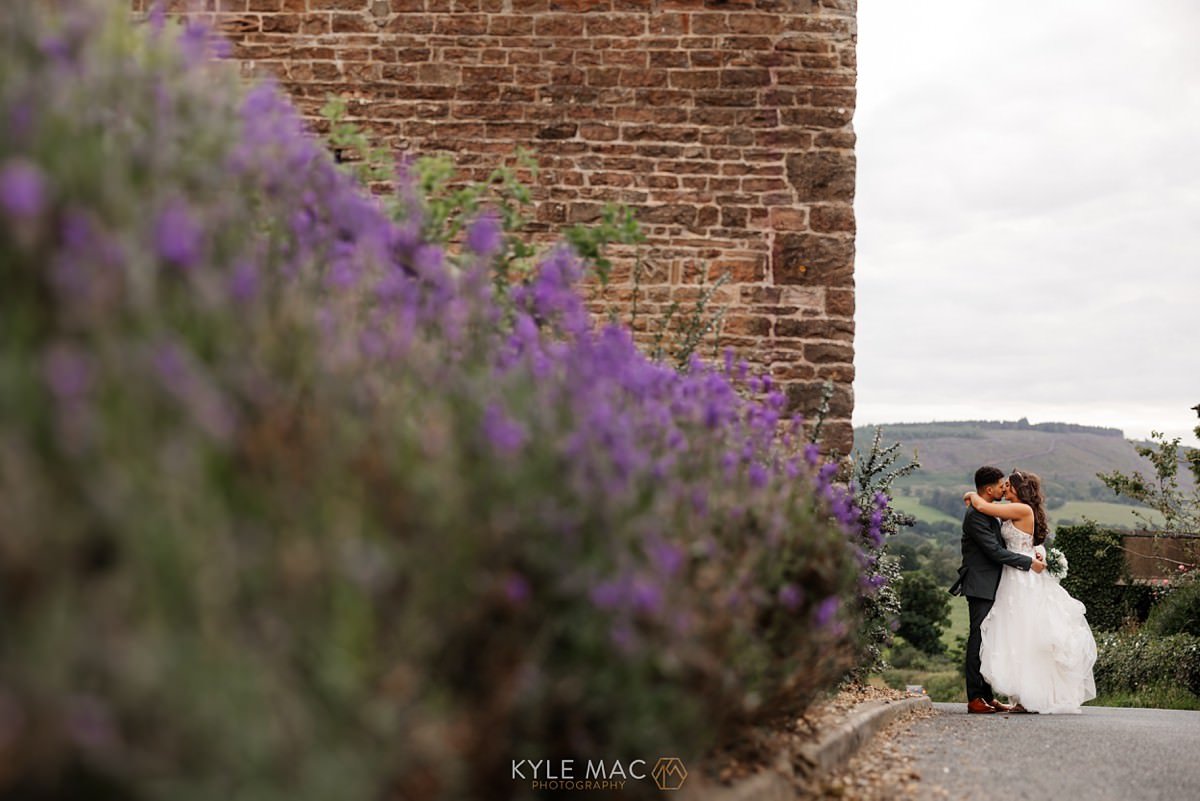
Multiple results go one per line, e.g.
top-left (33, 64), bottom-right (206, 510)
top-left (137, 0), bottom-right (857, 452)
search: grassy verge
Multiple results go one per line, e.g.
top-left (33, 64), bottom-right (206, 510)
top-left (878, 666), bottom-right (965, 702)
top-left (876, 596), bottom-right (971, 703)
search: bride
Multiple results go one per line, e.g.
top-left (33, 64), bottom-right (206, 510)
top-left (963, 470), bottom-right (1098, 714)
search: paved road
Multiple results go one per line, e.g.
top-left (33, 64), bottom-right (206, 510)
top-left (900, 702), bottom-right (1200, 801)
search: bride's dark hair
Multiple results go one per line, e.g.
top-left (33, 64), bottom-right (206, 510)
top-left (1009, 470), bottom-right (1048, 546)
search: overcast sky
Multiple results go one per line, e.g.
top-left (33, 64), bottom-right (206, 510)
top-left (853, 0), bottom-right (1200, 441)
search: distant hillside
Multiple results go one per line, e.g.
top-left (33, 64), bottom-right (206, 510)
top-left (854, 419), bottom-right (1193, 530)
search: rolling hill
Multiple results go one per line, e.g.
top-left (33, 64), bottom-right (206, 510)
top-left (853, 419), bottom-right (1193, 530)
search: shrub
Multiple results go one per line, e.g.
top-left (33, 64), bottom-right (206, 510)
top-left (843, 426), bottom-right (919, 677)
top-left (1093, 631), bottom-right (1200, 697)
top-left (887, 637), bottom-right (932, 670)
top-left (1145, 576), bottom-right (1200, 637)
top-left (922, 671), bottom-right (967, 703)
top-left (0, 4), bottom-right (879, 799)
top-left (895, 571), bottom-right (951, 655)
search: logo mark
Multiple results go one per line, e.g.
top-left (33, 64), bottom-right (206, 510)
top-left (651, 757), bottom-right (687, 790)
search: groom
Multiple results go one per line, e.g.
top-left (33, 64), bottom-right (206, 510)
top-left (949, 466), bottom-right (1045, 714)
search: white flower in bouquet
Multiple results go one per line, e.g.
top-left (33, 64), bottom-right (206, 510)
top-left (1044, 547), bottom-right (1068, 579)
top-left (1032, 543), bottom-right (1067, 579)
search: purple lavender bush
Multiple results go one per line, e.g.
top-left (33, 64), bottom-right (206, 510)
top-left (0, 4), bottom-right (882, 799)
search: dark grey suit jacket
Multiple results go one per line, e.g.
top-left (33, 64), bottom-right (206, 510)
top-left (949, 507), bottom-right (1035, 600)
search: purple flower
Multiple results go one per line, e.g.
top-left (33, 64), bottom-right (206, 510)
top-left (147, 1), bottom-right (166, 33)
top-left (647, 540), bottom-right (686, 577)
top-left (465, 212), bottom-right (503, 258)
top-left (748, 462), bottom-right (768, 489)
top-left (0, 159), bottom-right (47, 220)
top-left (154, 200), bottom-right (202, 268)
top-left (482, 403), bottom-right (527, 456)
top-left (504, 573), bottom-right (531, 604)
top-left (589, 579), bottom-right (624, 610)
top-left (804, 443), bottom-right (822, 467)
top-left (631, 578), bottom-right (662, 615)
top-left (814, 596), bottom-right (840, 628)
top-left (873, 491), bottom-right (889, 510)
top-left (228, 260), bottom-right (259, 303)
top-left (42, 344), bottom-right (92, 399)
top-left (152, 342), bottom-right (188, 393)
top-left (178, 21), bottom-right (213, 66)
top-left (609, 621), bottom-right (636, 653)
top-left (778, 583), bottom-right (804, 611)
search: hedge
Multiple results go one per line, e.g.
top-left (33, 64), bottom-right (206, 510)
top-left (1093, 631), bottom-right (1200, 697)
top-left (1055, 522), bottom-right (1151, 631)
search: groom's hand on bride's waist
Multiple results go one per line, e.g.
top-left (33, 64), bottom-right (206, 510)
top-left (1030, 555), bottom-right (1046, 573)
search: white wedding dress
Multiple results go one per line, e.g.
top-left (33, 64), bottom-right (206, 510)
top-left (979, 520), bottom-right (1098, 713)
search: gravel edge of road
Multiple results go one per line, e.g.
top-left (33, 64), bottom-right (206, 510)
top-left (683, 696), bottom-right (933, 800)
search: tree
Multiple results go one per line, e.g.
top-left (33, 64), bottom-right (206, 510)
top-left (896, 571), bottom-right (952, 655)
top-left (1098, 404), bottom-right (1200, 534)
top-left (891, 542), bottom-right (922, 573)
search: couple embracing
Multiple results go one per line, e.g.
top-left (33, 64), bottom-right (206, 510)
top-left (950, 466), bottom-right (1098, 714)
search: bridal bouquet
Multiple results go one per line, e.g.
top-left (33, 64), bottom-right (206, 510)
top-left (1043, 546), bottom-right (1069, 579)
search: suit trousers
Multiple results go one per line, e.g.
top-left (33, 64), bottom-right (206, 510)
top-left (965, 595), bottom-right (995, 702)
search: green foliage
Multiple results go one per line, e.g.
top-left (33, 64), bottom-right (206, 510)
top-left (886, 637), bottom-right (933, 669)
top-left (563, 203), bottom-right (643, 284)
top-left (1098, 404), bottom-right (1200, 533)
top-left (1056, 522), bottom-right (1146, 631)
top-left (408, 148), bottom-right (546, 287)
top-left (1093, 631), bottom-right (1200, 698)
top-left (896, 571), bottom-right (951, 655)
top-left (1145, 574), bottom-right (1200, 637)
top-left (319, 96), bottom-right (393, 186)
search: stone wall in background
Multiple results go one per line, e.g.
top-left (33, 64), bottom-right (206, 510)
top-left (138, 0), bottom-right (858, 452)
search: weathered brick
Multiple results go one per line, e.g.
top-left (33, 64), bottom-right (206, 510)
top-left (773, 232), bottom-right (854, 287)
top-left (786, 150), bottom-right (855, 202)
top-left (805, 341), bottom-right (854, 363)
top-left (826, 288), bottom-right (855, 318)
top-left (810, 205), bottom-right (855, 233)
top-left (786, 381), bottom-right (853, 419)
top-left (775, 318), bottom-right (855, 341)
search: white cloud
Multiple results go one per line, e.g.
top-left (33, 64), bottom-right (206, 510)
top-left (853, 0), bottom-right (1200, 441)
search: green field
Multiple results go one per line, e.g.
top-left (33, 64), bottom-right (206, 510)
top-left (1050, 501), bottom-right (1164, 529)
top-left (891, 495), bottom-right (960, 526)
top-left (941, 595), bottom-right (969, 651)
